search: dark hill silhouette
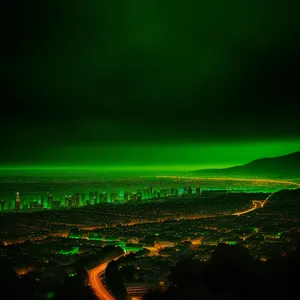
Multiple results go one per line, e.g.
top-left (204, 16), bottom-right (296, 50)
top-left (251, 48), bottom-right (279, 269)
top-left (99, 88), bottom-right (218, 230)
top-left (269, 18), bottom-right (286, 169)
top-left (143, 243), bottom-right (300, 300)
top-left (193, 151), bottom-right (300, 178)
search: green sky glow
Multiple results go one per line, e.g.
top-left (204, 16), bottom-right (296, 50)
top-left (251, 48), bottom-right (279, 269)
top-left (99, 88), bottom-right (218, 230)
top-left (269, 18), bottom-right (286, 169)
top-left (2, 139), bottom-right (300, 172)
top-left (3, 1), bottom-right (300, 171)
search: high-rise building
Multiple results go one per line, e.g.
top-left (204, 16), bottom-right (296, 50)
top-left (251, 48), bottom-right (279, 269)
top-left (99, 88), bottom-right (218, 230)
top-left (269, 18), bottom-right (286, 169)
top-left (80, 193), bottom-right (85, 206)
top-left (94, 192), bottom-right (98, 204)
top-left (136, 189), bottom-right (142, 201)
top-left (40, 196), bottom-right (44, 209)
top-left (130, 193), bottom-right (136, 201)
top-left (110, 192), bottom-right (118, 203)
top-left (124, 192), bottom-right (130, 202)
top-left (170, 188), bottom-right (178, 196)
top-left (142, 188), bottom-right (151, 200)
top-left (100, 192), bottom-right (107, 203)
top-left (89, 192), bottom-right (94, 203)
top-left (160, 189), bottom-right (168, 198)
top-left (64, 196), bottom-right (68, 207)
top-left (119, 190), bottom-right (124, 202)
top-left (179, 188), bottom-right (184, 196)
top-left (48, 194), bottom-right (53, 209)
top-left (187, 187), bottom-right (193, 196)
top-left (52, 200), bottom-right (61, 209)
top-left (1, 200), bottom-right (4, 211)
top-left (15, 192), bottom-right (20, 212)
top-left (152, 190), bottom-right (158, 199)
top-left (68, 196), bottom-right (73, 207)
top-left (75, 193), bottom-right (80, 207)
top-left (196, 187), bottom-right (201, 195)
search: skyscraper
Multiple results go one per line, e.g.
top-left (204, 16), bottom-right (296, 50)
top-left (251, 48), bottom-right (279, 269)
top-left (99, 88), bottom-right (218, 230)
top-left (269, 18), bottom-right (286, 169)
top-left (170, 188), bottom-right (178, 196)
top-left (48, 194), bottom-right (53, 209)
top-left (94, 192), bottom-right (98, 204)
top-left (64, 195), bottom-right (68, 207)
top-left (124, 192), bottom-right (130, 202)
top-left (75, 193), bottom-right (80, 207)
top-left (80, 192), bottom-right (85, 206)
top-left (15, 192), bottom-right (20, 212)
top-left (137, 189), bottom-right (142, 201)
top-left (68, 196), bottom-right (73, 207)
top-left (100, 192), bottom-right (107, 203)
top-left (110, 192), bottom-right (118, 203)
top-left (89, 192), bottom-right (94, 203)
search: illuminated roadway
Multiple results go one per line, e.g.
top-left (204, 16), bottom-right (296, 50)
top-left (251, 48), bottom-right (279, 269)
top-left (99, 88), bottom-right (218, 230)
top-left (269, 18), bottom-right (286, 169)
top-left (88, 255), bottom-right (124, 300)
top-left (232, 193), bottom-right (273, 216)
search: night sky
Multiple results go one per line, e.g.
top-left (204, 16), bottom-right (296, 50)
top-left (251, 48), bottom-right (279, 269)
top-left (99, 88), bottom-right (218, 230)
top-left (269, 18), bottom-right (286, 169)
top-left (2, 1), bottom-right (300, 171)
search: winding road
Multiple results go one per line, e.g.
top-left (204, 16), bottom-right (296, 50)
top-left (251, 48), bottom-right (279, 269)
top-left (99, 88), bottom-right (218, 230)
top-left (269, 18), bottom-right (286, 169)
top-left (232, 193), bottom-right (273, 216)
top-left (88, 255), bottom-right (124, 300)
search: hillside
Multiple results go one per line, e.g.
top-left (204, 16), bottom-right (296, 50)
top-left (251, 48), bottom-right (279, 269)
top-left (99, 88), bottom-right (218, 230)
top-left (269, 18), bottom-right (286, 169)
top-left (193, 151), bottom-right (300, 178)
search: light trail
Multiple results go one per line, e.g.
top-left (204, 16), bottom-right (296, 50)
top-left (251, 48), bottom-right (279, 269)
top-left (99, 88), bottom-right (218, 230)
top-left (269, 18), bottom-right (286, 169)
top-left (232, 192), bottom-right (274, 216)
top-left (88, 255), bottom-right (124, 300)
top-left (232, 200), bottom-right (262, 216)
top-left (156, 176), bottom-right (300, 188)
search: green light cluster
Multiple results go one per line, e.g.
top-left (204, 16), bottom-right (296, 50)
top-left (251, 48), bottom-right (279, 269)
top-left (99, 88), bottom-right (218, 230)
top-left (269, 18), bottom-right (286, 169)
top-left (59, 247), bottom-right (79, 256)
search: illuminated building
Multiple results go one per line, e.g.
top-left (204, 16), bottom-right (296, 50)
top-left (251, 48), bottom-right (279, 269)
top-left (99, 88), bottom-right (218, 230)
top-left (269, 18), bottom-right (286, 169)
top-left (89, 192), bottom-right (94, 203)
top-left (151, 191), bottom-right (156, 199)
top-left (130, 193), bottom-right (136, 201)
top-left (67, 196), bottom-right (73, 207)
top-left (64, 195), bottom-right (68, 207)
top-left (119, 190), bottom-right (124, 202)
top-left (52, 200), bottom-right (61, 209)
top-left (155, 241), bottom-right (175, 248)
top-left (75, 193), bottom-right (80, 207)
top-left (137, 189), bottom-right (142, 201)
top-left (1, 199), bottom-right (4, 211)
top-left (41, 196), bottom-right (44, 208)
top-left (179, 188), bottom-right (184, 196)
top-left (202, 237), bottom-right (220, 246)
top-left (80, 192), bottom-right (85, 206)
top-left (142, 188), bottom-right (151, 199)
top-left (30, 201), bottom-right (38, 209)
top-left (160, 189), bottom-right (168, 197)
top-left (93, 196), bottom-right (97, 204)
top-left (170, 188), bottom-right (178, 196)
top-left (100, 192), bottom-right (107, 203)
top-left (124, 192), bottom-right (130, 202)
top-left (15, 192), bottom-right (20, 212)
top-left (94, 192), bottom-right (98, 204)
top-left (110, 192), bottom-right (118, 203)
top-left (48, 194), bottom-right (53, 209)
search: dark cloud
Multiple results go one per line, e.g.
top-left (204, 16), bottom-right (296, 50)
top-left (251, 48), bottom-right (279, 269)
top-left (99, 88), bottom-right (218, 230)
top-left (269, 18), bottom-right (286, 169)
top-left (2, 0), bottom-right (300, 165)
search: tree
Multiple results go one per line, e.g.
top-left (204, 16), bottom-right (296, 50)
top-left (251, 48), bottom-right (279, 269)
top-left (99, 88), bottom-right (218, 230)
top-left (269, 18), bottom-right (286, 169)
top-left (120, 265), bottom-right (136, 281)
top-left (53, 273), bottom-right (95, 300)
top-left (105, 260), bottom-right (128, 300)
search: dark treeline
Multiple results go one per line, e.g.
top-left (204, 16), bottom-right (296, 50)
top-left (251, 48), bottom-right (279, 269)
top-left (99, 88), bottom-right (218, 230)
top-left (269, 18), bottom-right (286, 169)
top-left (1, 243), bottom-right (300, 300)
top-left (0, 245), bottom-right (123, 300)
top-left (143, 243), bottom-right (300, 300)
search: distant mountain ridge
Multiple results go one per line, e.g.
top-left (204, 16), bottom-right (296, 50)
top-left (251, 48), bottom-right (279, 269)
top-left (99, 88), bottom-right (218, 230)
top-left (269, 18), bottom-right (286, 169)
top-left (193, 151), bottom-right (300, 178)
